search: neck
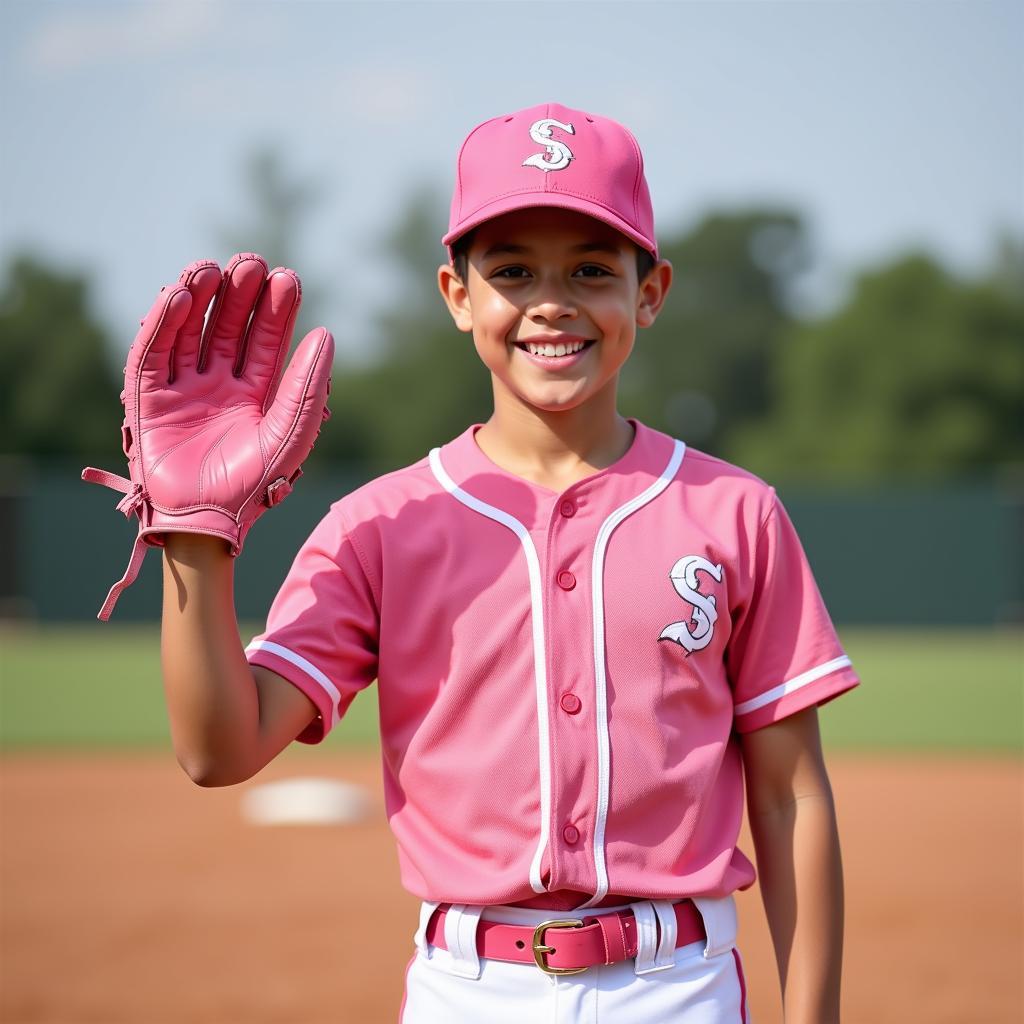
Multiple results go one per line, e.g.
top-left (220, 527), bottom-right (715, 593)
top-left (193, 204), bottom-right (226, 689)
top-left (476, 380), bottom-right (634, 489)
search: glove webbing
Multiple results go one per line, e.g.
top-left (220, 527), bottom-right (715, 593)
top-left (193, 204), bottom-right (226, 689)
top-left (82, 467), bottom-right (149, 621)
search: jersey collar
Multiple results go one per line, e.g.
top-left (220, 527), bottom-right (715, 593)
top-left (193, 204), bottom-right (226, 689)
top-left (436, 419), bottom-right (681, 530)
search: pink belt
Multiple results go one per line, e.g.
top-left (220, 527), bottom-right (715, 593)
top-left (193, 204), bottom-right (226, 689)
top-left (425, 901), bottom-right (706, 976)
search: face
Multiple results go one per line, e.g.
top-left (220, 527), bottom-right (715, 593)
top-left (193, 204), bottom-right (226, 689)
top-left (438, 207), bottom-right (671, 418)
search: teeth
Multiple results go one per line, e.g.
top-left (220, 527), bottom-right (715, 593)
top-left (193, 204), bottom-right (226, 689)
top-left (525, 340), bottom-right (586, 357)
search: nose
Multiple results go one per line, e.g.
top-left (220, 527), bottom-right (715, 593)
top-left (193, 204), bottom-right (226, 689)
top-left (526, 280), bottom-right (578, 323)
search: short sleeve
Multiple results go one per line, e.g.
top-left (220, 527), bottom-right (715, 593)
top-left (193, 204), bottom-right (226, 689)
top-left (727, 492), bottom-right (859, 733)
top-left (245, 506), bottom-right (379, 744)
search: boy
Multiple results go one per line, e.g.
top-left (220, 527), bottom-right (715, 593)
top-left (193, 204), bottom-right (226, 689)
top-left (88, 103), bottom-right (858, 1022)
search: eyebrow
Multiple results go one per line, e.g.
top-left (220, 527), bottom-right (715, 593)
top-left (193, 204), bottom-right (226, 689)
top-left (480, 242), bottom-right (625, 259)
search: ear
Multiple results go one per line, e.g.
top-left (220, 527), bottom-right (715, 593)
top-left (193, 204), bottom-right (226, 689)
top-left (635, 259), bottom-right (673, 328)
top-left (437, 263), bottom-right (474, 333)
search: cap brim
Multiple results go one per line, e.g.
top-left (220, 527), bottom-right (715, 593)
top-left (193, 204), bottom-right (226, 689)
top-left (443, 191), bottom-right (658, 261)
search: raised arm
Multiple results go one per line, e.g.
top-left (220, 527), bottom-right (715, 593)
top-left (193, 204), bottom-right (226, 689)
top-left (740, 706), bottom-right (845, 1024)
top-left (84, 253), bottom-right (334, 785)
top-left (161, 533), bottom-right (317, 786)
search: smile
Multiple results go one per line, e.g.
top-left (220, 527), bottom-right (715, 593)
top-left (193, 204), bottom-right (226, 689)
top-left (515, 339), bottom-right (594, 358)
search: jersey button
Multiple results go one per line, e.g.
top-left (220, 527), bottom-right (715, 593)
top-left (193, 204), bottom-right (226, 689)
top-left (559, 692), bottom-right (582, 715)
top-left (556, 569), bottom-right (576, 591)
top-left (562, 824), bottom-right (580, 845)
top-left (559, 499), bottom-right (577, 518)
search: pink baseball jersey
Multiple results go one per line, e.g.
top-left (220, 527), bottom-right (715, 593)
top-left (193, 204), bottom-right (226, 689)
top-left (245, 420), bottom-right (858, 910)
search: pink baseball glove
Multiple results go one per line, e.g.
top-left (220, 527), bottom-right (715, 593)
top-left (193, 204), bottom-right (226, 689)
top-left (82, 253), bottom-right (334, 620)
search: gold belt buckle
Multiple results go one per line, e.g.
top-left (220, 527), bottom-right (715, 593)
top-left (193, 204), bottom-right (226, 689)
top-left (532, 918), bottom-right (586, 975)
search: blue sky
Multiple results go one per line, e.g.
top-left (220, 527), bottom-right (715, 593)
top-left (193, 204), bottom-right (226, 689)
top-left (2, 0), bottom-right (1020, 363)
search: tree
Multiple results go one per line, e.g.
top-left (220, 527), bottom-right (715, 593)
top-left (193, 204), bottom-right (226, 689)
top-left (217, 146), bottom-right (328, 343)
top-left (620, 208), bottom-right (811, 455)
top-left (323, 185), bottom-right (494, 471)
top-left (0, 255), bottom-right (122, 460)
top-left (730, 242), bottom-right (1024, 483)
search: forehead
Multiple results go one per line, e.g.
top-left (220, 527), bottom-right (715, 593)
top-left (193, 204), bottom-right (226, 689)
top-left (467, 207), bottom-right (633, 258)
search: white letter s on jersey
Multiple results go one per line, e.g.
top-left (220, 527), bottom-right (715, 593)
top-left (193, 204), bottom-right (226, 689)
top-left (659, 555), bottom-right (724, 653)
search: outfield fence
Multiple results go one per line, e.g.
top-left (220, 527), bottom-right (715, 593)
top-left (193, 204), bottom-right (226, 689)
top-left (2, 459), bottom-right (1022, 625)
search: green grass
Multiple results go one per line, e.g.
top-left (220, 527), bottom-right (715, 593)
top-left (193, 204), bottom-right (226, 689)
top-left (821, 628), bottom-right (1022, 752)
top-left (1, 624), bottom-right (1020, 753)
top-left (0, 623), bottom-right (380, 752)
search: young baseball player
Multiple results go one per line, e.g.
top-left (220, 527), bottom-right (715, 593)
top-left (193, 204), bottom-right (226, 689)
top-left (86, 102), bottom-right (858, 1022)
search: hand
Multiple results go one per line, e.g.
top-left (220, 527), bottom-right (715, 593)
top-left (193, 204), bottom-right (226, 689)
top-left (83, 253), bottom-right (334, 619)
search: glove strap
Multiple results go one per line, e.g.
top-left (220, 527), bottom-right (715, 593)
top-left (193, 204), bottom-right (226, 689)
top-left (82, 466), bottom-right (150, 620)
top-left (82, 467), bottom-right (132, 495)
top-left (97, 533), bottom-right (149, 622)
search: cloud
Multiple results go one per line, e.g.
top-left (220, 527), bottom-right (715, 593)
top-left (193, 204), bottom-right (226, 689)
top-left (24, 1), bottom-right (225, 73)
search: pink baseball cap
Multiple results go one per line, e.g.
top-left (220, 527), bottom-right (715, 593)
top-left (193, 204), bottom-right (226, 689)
top-left (443, 102), bottom-right (658, 261)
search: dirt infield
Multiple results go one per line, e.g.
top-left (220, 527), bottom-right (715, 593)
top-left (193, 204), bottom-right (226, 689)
top-left (2, 751), bottom-right (1020, 1023)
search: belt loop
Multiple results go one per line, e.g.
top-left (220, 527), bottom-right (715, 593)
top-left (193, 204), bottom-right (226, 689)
top-left (414, 901), bottom-right (441, 957)
top-left (442, 904), bottom-right (484, 979)
top-left (691, 894), bottom-right (738, 959)
top-left (633, 900), bottom-right (672, 976)
top-left (652, 900), bottom-right (678, 969)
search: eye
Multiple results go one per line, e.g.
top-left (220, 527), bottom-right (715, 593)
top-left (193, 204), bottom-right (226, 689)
top-left (574, 264), bottom-right (612, 278)
top-left (491, 266), bottom-right (530, 279)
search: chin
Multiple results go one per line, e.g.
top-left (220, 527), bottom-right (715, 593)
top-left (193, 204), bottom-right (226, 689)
top-left (519, 391), bottom-right (591, 414)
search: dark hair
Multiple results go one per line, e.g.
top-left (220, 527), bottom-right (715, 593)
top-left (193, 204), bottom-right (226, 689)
top-left (451, 231), bottom-right (656, 285)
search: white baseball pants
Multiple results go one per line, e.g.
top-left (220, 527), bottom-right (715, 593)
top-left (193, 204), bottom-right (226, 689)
top-left (399, 897), bottom-right (751, 1023)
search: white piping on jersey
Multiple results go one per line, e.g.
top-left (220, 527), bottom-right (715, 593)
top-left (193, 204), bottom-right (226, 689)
top-left (428, 447), bottom-right (552, 894)
top-left (245, 639), bottom-right (343, 732)
top-left (733, 655), bottom-right (853, 717)
top-left (576, 438), bottom-right (687, 910)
